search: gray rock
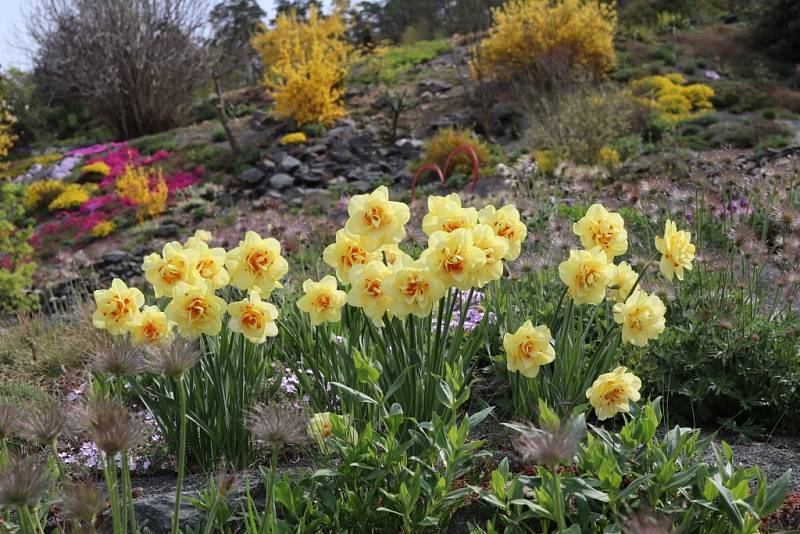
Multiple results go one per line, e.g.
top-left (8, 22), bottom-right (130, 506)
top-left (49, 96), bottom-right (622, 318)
top-left (261, 158), bottom-right (276, 172)
top-left (101, 250), bottom-right (130, 263)
top-left (330, 149), bottom-right (353, 164)
top-left (348, 134), bottom-right (374, 153)
top-left (237, 167), bottom-right (266, 186)
top-left (278, 155), bottom-right (302, 174)
top-left (395, 138), bottom-right (424, 159)
top-left (154, 224), bottom-right (179, 238)
top-left (270, 173), bottom-right (295, 190)
top-left (417, 79), bottom-right (453, 94)
top-left (306, 144), bottom-right (327, 154)
top-left (351, 180), bottom-right (373, 193)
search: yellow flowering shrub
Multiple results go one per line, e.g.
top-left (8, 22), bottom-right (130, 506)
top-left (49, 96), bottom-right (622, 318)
top-left (597, 146), bottom-right (621, 169)
top-left (534, 149), bottom-right (560, 174)
top-left (251, 7), bottom-right (353, 126)
top-left (629, 74), bottom-right (714, 122)
top-left (423, 127), bottom-right (491, 172)
top-left (91, 220), bottom-right (116, 238)
top-left (24, 180), bottom-right (66, 211)
top-left (279, 132), bottom-right (308, 145)
top-left (116, 164), bottom-right (168, 222)
top-left (81, 161), bottom-right (111, 176)
top-left (0, 99), bottom-right (16, 171)
top-left (48, 183), bottom-right (91, 211)
top-left (475, 0), bottom-right (617, 83)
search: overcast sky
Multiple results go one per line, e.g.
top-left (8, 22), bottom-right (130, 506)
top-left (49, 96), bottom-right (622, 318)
top-left (0, 0), bottom-right (340, 70)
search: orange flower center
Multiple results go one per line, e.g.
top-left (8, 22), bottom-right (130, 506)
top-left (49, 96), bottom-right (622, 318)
top-left (602, 383), bottom-right (625, 404)
top-left (105, 295), bottom-right (132, 321)
top-left (591, 224), bottom-right (615, 248)
top-left (186, 297), bottom-right (209, 321)
top-left (160, 260), bottom-right (185, 285)
top-left (316, 294), bottom-right (332, 310)
top-left (365, 279), bottom-right (382, 297)
top-left (577, 267), bottom-right (602, 289)
top-left (444, 252), bottom-right (465, 273)
top-left (443, 220), bottom-right (463, 232)
top-left (142, 321), bottom-right (161, 341)
top-left (496, 222), bottom-right (514, 238)
top-left (319, 423), bottom-right (332, 437)
top-left (196, 259), bottom-right (215, 279)
top-left (246, 249), bottom-right (271, 274)
top-left (240, 305), bottom-right (264, 330)
top-left (363, 205), bottom-right (387, 229)
top-left (403, 276), bottom-right (428, 297)
top-left (342, 246), bottom-right (368, 268)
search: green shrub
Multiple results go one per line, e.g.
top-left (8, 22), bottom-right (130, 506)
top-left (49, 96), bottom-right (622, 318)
top-left (210, 128), bottom-right (227, 142)
top-left (352, 39), bottom-right (452, 85)
top-left (651, 44), bottom-right (677, 66)
top-left (0, 183), bottom-right (37, 314)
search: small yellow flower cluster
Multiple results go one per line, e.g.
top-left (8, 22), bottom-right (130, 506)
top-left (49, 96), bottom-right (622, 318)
top-left (629, 73), bottom-right (714, 123)
top-left (298, 186), bottom-right (527, 327)
top-left (93, 229), bottom-right (289, 346)
top-left (48, 183), bottom-right (92, 211)
top-left (81, 161), bottom-right (111, 176)
top-left (597, 146), bottom-right (621, 170)
top-left (279, 132), bottom-right (308, 145)
top-left (91, 220), bottom-right (116, 238)
top-left (24, 180), bottom-right (66, 211)
top-left (116, 165), bottom-right (168, 222)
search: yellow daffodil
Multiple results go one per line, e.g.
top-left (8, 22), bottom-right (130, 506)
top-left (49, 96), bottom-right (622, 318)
top-left (421, 228), bottom-right (486, 290)
top-left (296, 275), bottom-right (348, 326)
top-left (191, 241), bottom-right (230, 290)
top-left (307, 412), bottom-right (357, 452)
top-left (471, 224), bottom-right (509, 287)
top-left (184, 229), bottom-right (213, 249)
top-left (608, 261), bottom-right (638, 303)
top-left (586, 366), bottom-right (642, 420)
top-left (129, 305), bottom-right (173, 346)
top-left (478, 204), bottom-right (528, 260)
top-left (655, 220), bottom-right (695, 281)
top-left (225, 231), bottom-right (289, 295)
top-left (92, 278), bottom-right (144, 335)
top-left (344, 186), bottom-right (410, 251)
top-left (380, 244), bottom-right (414, 270)
top-left (613, 291), bottom-right (666, 346)
top-left (347, 260), bottom-right (392, 326)
top-left (383, 261), bottom-right (446, 318)
top-left (421, 193), bottom-right (478, 236)
top-left (503, 320), bottom-right (555, 378)
top-left (322, 230), bottom-right (381, 284)
top-left (165, 282), bottom-right (227, 339)
top-left (558, 247), bottom-right (614, 305)
top-left (227, 291), bottom-right (279, 344)
top-left (142, 242), bottom-right (199, 298)
top-left (573, 204), bottom-right (628, 259)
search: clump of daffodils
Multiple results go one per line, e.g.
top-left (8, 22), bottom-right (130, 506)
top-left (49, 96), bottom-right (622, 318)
top-left (298, 187), bottom-right (528, 327)
top-left (92, 228), bottom-right (289, 347)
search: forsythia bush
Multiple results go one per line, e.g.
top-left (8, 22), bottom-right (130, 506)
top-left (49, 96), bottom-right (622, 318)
top-left (81, 161), bottom-right (111, 176)
top-left (0, 97), bottom-right (16, 172)
top-left (116, 164), bottom-right (168, 222)
top-left (48, 183), bottom-right (92, 211)
top-left (423, 127), bottom-right (492, 172)
top-left (629, 73), bottom-right (714, 122)
top-left (475, 0), bottom-right (617, 83)
top-left (24, 180), bottom-right (66, 211)
top-left (92, 220), bottom-right (116, 238)
top-left (251, 7), bottom-right (352, 126)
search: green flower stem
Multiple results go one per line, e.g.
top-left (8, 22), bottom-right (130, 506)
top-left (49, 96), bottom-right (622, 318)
top-left (172, 375), bottom-right (188, 534)
top-left (104, 452), bottom-right (123, 534)
top-left (550, 467), bottom-right (567, 532)
top-left (0, 438), bottom-right (9, 466)
top-left (50, 438), bottom-right (67, 483)
top-left (259, 446), bottom-right (280, 534)
top-left (201, 493), bottom-right (221, 534)
top-left (121, 451), bottom-right (138, 534)
top-left (17, 506), bottom-right (37, 534)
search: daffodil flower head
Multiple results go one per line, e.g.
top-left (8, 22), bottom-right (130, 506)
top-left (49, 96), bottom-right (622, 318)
top-left (613, 290), bottom-right (666, 346)
top-left (503, 320), bottom-right (555, 378)
top-left (227, 291), bottom-right (279, 344)
top-left (421, 228), bottom-right (487, 290)
top-left (129, 305), bottom-right (174, 346)
top-left (383, 260), bottom-right (446, 318)
top-left (380, 244), bottom-right (414, 270)
top-left (470, 223), bottom-right (509, 287)
top-left (92, 278), bottom-right (145, 335)
top-left (558, 247), bottom-right (614, 305)
top-left (296, 275), bottom-right (348, 326)
top-left (422, 193), bottom-right (479, 236)
top-left (347, 260), bottom-right (392, 327)
top-left (322, 230), bottom-right (381, 284)
top-left (164, 282), bottom-right (227, 339)
top-left (225, 231), bottom-right (289, 295)
top-left (654, 220), bottom-right (695, 281)
top-left (572, 204), bottom-right (628, 259)
top-left (478, 204), bottom-right (528, 260)
top-left (184, 229), bottom-right (213, 249)
top-left (142, 241), bottom-right (199, 298)
top-left (608, 261), bottom-right (638, 303)
top-left (191, 240), bottom-right (230, 290)
top-left (586, 366), bottom-right (642, 420)
top-left (344, 186), bottom-right (410, 251)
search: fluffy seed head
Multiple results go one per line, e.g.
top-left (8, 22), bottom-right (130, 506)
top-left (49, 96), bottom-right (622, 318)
top-left (0, 458), bottom-right (51, 508)
top-left (0, 405), bottom-right (19, 440)
top-left (512, 413), bottom-right (586, 468)
top-left (91, 335), bottom-right (147, 377)
top-left (147, 338), bottom-right (202, 377)
top-left (246, 402), bottom-right (307, 449)
top-left (19, 403), bottom-right (67, 444)
top-left (78, 399), bottom-right (145, 454)
top-left (60, 483), bottom-right (107, 523)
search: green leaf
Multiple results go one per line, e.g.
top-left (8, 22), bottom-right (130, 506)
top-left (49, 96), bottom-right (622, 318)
top-left (508, 499), bottom-right (553, 519)
top-left (761, 470), bottom-right (791, 516)
top-left (330, 382), bottom-right (378, 405)
top-left (708, 476), bottom-right (744, 529)
top-left (616, 474), bottom-right (653, 502)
